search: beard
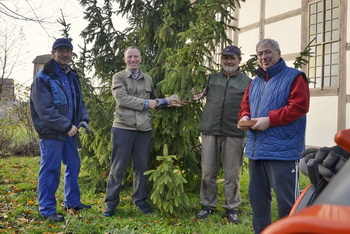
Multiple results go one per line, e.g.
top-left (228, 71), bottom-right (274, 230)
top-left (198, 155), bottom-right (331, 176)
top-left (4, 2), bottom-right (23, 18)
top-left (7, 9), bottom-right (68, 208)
top-left (223, 65), bottom-right (238, 74)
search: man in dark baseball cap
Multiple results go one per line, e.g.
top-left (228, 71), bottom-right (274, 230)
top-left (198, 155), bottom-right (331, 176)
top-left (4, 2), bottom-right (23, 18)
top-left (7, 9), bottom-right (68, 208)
top-left (30, 37), bottom-right (90, 222)
top-left (221, 45), bottom-right (241, 56)
top-left (52, 38), bottom-right (73, 50)
top-left (197, 44), bottom-right (251, 224)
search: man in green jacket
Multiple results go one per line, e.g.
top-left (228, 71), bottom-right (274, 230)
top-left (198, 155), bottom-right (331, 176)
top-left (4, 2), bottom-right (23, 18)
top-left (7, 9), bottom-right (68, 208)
top-left (197, 45), bottom-right (251, 223)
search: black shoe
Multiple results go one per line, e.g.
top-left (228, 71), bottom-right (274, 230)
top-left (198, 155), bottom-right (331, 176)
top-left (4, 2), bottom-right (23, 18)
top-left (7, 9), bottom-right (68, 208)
top-left (226, 209), bottom-right (240, 224)
top-left (136, 203), bottom-right (153, 215)
top-left (44, 213), bottom-right (65, 222)
top-left (196, 207), bottom-right (215, 219)
top-left (64, 203), bottom-right (91, 211)
top-left (103, 207), bottom-right (115, 217)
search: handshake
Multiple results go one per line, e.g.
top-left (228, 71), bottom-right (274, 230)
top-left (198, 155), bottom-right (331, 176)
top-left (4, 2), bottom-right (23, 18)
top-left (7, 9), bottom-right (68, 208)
top-left (154, 95), bottom-right (184, 109)
top-left (153, 92), bottom-right (205, 109)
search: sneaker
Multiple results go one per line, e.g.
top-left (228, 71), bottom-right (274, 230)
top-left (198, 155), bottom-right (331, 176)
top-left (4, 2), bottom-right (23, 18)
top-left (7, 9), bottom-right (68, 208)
top-left (103, 207), bottom-right (115, 217)
top-left (136, 203), bottom-right (153, 215)
top-left (64, 203), bottom-right (91, 211)
top-left (44, 213), bottom-right (65, 222)
top-left (226, 209), bottom-right (240, 224)
top-left (196, 207), bottom-right (215, 219)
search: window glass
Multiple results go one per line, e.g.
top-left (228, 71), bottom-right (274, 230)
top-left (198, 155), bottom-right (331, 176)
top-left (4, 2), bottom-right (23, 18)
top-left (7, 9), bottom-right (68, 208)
top-left (308, 0), bottom-right (339, 89)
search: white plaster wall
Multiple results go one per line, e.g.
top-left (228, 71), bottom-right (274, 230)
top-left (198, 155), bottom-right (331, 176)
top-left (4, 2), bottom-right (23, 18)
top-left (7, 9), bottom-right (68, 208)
top-left (265, 0), bottom-right (301, 18)
top-left (264, 16), bottom-right (302, 55)
top-left (347, 0), bottom-right (350, 43)
top-left (346, 103), bottom-right (350, 129)
top-left (238, 0), bottom-right (260, 28)
top-left (306, 96), bottom-right (338, 147)
top-left (347, 51), bottom-right (350, 94)
top-left (238, 28), bottom-right (260, 63)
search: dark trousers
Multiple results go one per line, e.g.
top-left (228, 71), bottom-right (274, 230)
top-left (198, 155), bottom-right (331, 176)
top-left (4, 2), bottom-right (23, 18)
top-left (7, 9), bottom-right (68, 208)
top-left (248, 159), bottom-right (299, 234)
top-left (105, 127), bottom-right (151, 209)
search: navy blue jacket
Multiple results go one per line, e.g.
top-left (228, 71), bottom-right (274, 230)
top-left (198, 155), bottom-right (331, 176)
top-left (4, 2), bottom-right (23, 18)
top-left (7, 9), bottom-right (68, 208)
top-left (30, 59), bottom-right (89, 140)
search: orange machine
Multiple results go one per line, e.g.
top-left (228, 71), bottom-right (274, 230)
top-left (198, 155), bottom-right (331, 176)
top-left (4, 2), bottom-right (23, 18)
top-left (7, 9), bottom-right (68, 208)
top-left (262, 129), bottom-right (350, 234)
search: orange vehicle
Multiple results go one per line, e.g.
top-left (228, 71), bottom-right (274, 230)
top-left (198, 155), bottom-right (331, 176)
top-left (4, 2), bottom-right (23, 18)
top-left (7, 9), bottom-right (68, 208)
top-left (262, 129), bottom-right (350, 234)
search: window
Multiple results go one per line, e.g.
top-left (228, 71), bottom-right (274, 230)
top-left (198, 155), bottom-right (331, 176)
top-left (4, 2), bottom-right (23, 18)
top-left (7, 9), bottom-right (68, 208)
top-left (308, 0), bottom-right (340, 89)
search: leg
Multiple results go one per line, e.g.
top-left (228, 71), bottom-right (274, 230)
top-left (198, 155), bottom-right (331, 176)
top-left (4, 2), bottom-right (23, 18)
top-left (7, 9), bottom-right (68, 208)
top-left (249, 159), bottom-right (272, 234)
top-left (268, 160), bottom-right (299, 218)
top-left (200, 134), bottom-right (220, 210)
top-left (131, 130), bottom-right (152, 205)
top-left (38, 139), bottom-right (64, 216)
top-left (62, 136), bottom-right (81, 208)
top-left (105, 128), bottom-right (134, 210)
top-left (222, 136), bottom-right (244, 210)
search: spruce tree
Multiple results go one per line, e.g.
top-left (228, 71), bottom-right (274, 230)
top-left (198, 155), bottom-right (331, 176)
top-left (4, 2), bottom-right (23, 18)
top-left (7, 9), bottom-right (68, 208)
top-left (77, 0), bottom-right (244, 191)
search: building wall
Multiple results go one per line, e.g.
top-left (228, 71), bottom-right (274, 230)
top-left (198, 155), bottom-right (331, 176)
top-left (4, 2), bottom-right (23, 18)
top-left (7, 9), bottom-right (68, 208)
top-left (232, 0), bottom-right (348, 147)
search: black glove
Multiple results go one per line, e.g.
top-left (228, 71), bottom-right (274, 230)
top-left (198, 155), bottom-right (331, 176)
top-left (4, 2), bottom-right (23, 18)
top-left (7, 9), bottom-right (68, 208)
top-left (155, 98), bottom-right (169, 109)
top-left (301, 146), bottom-right (349, 181)
top-left (78, 121), bottom-right (91, 134)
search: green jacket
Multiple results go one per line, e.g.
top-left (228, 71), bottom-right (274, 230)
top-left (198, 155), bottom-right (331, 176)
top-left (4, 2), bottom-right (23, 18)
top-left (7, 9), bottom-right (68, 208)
top-left (112, 69), bottom-right (156, 131)
top-left (199, 71), bottom-right (251, 137)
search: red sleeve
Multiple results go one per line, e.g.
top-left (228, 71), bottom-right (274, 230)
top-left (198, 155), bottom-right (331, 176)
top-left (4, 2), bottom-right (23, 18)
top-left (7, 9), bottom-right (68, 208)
top-left (269, 74), bottom-right (310, 127)
top-left (239, 84), bottom-right (251, 119)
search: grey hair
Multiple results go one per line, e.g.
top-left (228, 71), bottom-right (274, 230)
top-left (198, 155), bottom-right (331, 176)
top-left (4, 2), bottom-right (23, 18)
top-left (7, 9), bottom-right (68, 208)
top-left (124, 46), bottom-right (142, 57)
top-left (256, 38), bottom-right (280, 52)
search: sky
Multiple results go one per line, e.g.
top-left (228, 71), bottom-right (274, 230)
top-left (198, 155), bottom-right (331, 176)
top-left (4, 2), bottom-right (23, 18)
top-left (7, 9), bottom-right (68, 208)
top-left (2, 0), bottom-right (127, 86)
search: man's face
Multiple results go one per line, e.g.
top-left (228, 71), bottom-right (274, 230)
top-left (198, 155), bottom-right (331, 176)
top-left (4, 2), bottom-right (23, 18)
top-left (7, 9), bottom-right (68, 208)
top-left (51, 46), bottom-right (72, 68)
top-left (257, 43), bottom-right (281, 70)
top-left (124, 48), bottom-right (142, 72)
top-left (221, 54), bottom-right (241, 74)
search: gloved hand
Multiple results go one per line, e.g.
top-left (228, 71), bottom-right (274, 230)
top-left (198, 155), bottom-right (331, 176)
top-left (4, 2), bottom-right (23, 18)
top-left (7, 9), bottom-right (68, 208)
top-left (301, 146), bottom-right (349, 181)
top-left (78, 121), bottom-right (91, 134)
top-left (155, 98), bottom-right (169, 109)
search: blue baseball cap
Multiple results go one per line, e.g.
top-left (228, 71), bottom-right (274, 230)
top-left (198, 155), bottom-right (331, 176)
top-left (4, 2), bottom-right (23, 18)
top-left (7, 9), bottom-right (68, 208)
top-left (221, 45), bottom-right (241, 56)
top-left (52, 38), bottom-right (73, 50)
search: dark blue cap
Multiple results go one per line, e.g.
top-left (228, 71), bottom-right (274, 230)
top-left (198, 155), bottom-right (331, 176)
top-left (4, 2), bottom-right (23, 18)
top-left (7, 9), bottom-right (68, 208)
top-left (52, 38), bottom-right (73, 50)
top-left (221, 45), bottom-right (241, 56)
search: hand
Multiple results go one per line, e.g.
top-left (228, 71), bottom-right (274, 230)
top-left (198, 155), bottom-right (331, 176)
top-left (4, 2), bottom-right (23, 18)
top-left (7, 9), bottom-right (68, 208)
top-left (149, 100), bottom-right (157, 110)
top-left (155, 98), bottom-right (169, 109)
top-left (237, 115), bottom-right (250, 130)
top-left (251, 117), bottom-right (270, 131)
top-left (167, 95), bottom-right (183, 107)
top-left (67, 125), bottom-right (78, 136)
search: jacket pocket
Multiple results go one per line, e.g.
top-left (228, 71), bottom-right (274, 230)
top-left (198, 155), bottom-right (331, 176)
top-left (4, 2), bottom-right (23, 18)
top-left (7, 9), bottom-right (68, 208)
top-left (52, 86), bottom-right (67, 105)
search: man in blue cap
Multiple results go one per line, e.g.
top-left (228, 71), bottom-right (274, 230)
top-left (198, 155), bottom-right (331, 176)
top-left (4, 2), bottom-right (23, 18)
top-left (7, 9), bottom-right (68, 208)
top-left (30, 38), bottom-right (91, 222)
top-left (197, 45), bottom-right (251, 223)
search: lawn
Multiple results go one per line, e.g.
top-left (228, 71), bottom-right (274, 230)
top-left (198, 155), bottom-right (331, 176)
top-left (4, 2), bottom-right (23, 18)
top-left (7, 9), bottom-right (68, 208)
top-left (0, 156), bottom-right (309, 233)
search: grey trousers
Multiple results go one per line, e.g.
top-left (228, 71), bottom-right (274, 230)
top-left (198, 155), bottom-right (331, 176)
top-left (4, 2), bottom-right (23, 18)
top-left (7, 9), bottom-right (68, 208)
top-left (105, 128), bottom-right (151, 209)
top-left (200, 134), bottom-right (244, 210)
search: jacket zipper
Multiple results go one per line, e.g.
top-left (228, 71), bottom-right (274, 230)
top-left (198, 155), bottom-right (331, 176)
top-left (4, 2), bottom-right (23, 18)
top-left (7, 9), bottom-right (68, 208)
top-left (219, 75), bottom-right (230, 135)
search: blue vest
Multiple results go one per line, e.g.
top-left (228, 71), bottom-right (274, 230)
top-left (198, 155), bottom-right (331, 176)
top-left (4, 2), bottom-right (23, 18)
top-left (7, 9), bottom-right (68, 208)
top-left (245, 60), bottom-right (306, 161)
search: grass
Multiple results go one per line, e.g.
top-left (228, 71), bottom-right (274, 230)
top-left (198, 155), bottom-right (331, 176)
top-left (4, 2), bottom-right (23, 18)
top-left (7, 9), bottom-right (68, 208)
top-left (0, 156), bottom-right (310, 233)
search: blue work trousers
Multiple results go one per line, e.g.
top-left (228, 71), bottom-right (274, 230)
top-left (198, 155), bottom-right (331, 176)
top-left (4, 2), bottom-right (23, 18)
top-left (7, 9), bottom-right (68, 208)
top-left (105, 128), bottom-right (151, 209)
top-left (38, 137), bottom-right (81, 216)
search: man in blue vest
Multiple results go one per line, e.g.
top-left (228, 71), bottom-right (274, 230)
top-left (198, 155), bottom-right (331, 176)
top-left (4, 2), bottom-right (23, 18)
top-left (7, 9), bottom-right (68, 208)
top-left (238, 38), bottom-right (310, 233)
top-left (30, 38), bottom-right (91, 222)
top-left (197, 46), bottom-right (251, 224)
